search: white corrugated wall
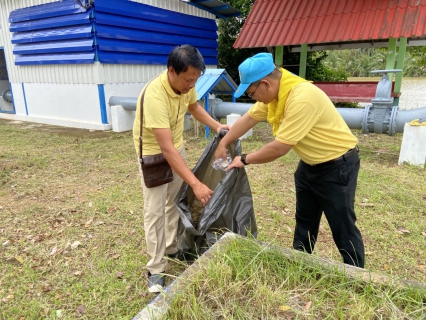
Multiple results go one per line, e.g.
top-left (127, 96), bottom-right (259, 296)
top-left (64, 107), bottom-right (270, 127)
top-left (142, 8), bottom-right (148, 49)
top-left (133, 0), bottom-right (215, 18)
top-left (0, 0), bottom-right (216, 85)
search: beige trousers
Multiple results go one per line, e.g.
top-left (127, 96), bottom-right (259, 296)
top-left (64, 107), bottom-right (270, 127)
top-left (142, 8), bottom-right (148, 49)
top-left (139, 146), bottom-right (185, 274)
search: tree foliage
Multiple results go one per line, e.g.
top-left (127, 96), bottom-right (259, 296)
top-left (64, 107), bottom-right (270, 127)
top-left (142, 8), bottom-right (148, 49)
top-left (405, 47), bottom-right (426, 76)
top-left (324, 47), bottom-right (426, 77)
top-left (281, 48), bottom-right (349, 82)
top-left (217, 0), bottom-right (261, 83)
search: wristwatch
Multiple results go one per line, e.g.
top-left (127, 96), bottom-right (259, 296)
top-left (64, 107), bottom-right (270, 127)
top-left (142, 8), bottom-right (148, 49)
top-left (240, 154), bottom-right (249, 165)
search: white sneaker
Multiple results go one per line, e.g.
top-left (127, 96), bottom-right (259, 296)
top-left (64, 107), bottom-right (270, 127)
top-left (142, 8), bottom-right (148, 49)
top-left (147, 272), bottom-right (165, 293)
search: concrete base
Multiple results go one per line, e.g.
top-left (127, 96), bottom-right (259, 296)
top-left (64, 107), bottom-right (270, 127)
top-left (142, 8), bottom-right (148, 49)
top-left (132, 233), bottom-right (237, 320)
top-left (0, 113), bottom-right (112, 131)
top-left (111, 105), bottom-right (135, 132)
top-left (132, 232), bottom-right (426, 320)
top-left (111, 106), bottom-right (191, 133)
top-left (398, 123), bottom-right (426, 167)
top-left (227, 113), bottom-right (252, 139)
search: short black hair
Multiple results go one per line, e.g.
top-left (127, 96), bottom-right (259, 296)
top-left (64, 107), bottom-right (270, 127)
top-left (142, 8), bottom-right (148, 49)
top-left (167, 45), bottom-right (206, 75)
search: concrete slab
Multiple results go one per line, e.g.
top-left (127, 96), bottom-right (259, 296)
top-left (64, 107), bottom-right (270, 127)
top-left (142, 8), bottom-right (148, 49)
top-left (132, 232), bottom-right (426, 319)
top-left (398, 123), bottom-right (426, 167)
top-left (132, 233), bottom-right (237, 320)
top-left (111, 105), bottom-right (135, 132)
top-left (227, 113), bottom-right (252, 139)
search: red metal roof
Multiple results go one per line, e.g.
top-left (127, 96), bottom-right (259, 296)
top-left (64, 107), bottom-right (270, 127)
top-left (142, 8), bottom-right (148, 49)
top-left (234, 0), bottom-right (426, 49)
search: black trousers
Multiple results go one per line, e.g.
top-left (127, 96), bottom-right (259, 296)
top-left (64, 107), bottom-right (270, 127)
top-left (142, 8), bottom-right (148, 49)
top-left (293, 150), bottom-right (365, 268)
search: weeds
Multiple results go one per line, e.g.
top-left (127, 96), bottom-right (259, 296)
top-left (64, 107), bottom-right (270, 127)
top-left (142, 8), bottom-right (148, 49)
top-left (1, 119), bottom-right (425, 319)
top-left (166, 236), bottom-right (426, 319)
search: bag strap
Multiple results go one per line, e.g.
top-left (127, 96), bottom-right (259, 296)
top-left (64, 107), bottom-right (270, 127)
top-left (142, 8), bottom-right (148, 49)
top-left (139, 76), bottom-right (159, 162)
top-left (138, 88), bottom-right (147, 162)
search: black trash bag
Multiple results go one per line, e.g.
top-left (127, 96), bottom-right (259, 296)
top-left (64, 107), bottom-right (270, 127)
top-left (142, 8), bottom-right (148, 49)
top-left (176, 131), bottom-right (257, 261)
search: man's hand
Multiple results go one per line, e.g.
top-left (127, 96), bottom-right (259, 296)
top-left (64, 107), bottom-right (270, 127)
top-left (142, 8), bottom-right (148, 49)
top-left (192, 181), bottom-right (213, 206)
top-left (225, 155), bottom-right (245, 171)
top-left (216, 124), bottom-right (231, 133)
top-left (214, 143), bottom-right (228, 162)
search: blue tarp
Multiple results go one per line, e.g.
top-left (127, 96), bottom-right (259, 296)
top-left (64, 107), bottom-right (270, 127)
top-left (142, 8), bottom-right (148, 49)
top-left (14, 52), bottom-right (95, 65)
top-left (11, 25), bottom-right (93, 44)
top-left (9, 0), bottom-right (220, 65)
top-left (96, 39), bottom-right (217, 57)
top-left (95, 0), bottom-right (217, 31)
top-left (9, 0), bottom-right (86, 23)
top-left (94, 25), bottom-right (218, 49)
top-left (13, 39), bottom-right (94, 55)
top-left (96, 52), bottom-right (218, 66)
top-left (94, 11), bottom-right (217, 39)
top-left (10, 12), bottom-right (91, 32)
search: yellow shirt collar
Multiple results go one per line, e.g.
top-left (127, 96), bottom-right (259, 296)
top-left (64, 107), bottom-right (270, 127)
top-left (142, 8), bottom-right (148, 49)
top-left (267, 68), bottom-right (311, 135)
top-left (160, 70), bottom-right (181, 98)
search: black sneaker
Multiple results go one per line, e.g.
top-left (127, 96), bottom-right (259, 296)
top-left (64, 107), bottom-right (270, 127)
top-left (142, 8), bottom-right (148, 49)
top-left (165, 251), bottom-right (184, 261)
top-left (147, 272), bottom-right (165, 293)
top-left (167, 251), bottom-right (198, 264)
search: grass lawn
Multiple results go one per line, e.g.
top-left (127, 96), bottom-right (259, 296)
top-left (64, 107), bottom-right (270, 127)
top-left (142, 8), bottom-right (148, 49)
top-left (1, 118), bottom-right (425, 319)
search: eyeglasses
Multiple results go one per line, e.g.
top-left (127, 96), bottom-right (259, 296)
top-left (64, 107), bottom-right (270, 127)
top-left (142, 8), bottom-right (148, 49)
top-left (245, 80), bottom-right (262, 99)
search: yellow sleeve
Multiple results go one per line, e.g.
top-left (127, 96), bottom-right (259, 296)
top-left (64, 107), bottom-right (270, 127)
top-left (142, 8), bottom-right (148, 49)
top-left (189, 88), bottom-right (198, 104)
top-left (247, 102), bottom-right (268, 121)
top-left (275, 85), bottom-right (322, 145)
top-left (144, 88), bottom-right (170, 129)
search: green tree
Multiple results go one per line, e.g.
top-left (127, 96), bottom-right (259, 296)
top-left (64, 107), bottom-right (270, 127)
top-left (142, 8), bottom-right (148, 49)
top-left (405, 47), bottom-right (426, 76)
top-left (217, 0), bottom-right (260, 83)
top-left (281, 47), bottom-right (348, 81)
top-left (407, 47), bottom-right (426, 65)
top-left (324, 47), bottom-right (426, 77)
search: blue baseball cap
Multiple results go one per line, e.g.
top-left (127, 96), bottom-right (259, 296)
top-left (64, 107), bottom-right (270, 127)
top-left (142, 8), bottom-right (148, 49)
top-left (234, 52), bottom-right (276, 98)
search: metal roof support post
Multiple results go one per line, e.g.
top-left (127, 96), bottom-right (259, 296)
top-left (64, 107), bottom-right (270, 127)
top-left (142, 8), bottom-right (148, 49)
top-left (394, 37), bottom-right (407, 107)
top-left (299, 43), bottom-right (308, 78)
top-left (385, 38), bottom-right (397, 85)
top-left (274, 46), bottom-right (283, 68)
top-left (205, 96), bottom-right (210, 139)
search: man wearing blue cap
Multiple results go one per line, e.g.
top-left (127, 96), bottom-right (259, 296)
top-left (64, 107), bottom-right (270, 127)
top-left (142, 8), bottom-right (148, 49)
top-left (215, 52), bottom-right (365, 268)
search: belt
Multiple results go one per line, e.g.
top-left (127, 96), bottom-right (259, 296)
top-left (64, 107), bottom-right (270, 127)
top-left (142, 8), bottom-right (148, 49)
top-left (311, 146), bottom-right (359, 168)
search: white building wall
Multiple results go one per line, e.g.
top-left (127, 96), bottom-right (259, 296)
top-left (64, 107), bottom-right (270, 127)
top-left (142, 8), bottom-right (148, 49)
top-left (102, 62), bottom-right (217, 115)
top-left (1, 0), bottom-right (215, 85)
top-left (9, 82), bottom-right (25, 114)
top-left (98, 64), bottom-right (165, 85)
top-left (0, 0), bottom-right (217, 130)
top-left (24, 83), bottom-right (101, 121)
top-left (5, 82), bottom-right (111, 130)
top-left (13, 64), bottom-right (100, 84)
top-left (132, 0), bottom-right (215, 19)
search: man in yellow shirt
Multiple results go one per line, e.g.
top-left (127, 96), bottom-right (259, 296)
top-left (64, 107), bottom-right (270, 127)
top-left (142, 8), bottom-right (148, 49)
top-left (216, 52), bottom-right (365, 268)
top-left (133, 45), bottom-right (230, 293)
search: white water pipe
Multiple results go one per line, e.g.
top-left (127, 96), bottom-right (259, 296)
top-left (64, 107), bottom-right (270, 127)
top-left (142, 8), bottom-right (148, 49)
top-left (108, 97), bottom-right (426, 136)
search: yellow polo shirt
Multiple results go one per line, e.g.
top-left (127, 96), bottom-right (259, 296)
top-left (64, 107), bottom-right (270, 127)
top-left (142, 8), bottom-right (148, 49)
top-left (132, 70), bottom-right (197, 156)
top-left (248, 82), bottom-right (358, 165)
